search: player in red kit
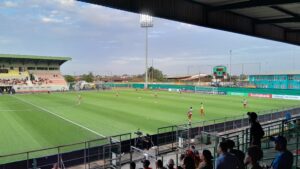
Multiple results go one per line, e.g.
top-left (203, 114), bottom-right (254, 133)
top-left (187, 107), bottom-right (193, 125)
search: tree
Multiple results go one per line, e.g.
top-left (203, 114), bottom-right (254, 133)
top-left (81, 72), bottom-right (94, 82)
top-left (147, 67), bottom-right (164, 82)
top-left (240, 74), bottom-right (248, 80)
top-left (64, 75), bottom-right (75, 83)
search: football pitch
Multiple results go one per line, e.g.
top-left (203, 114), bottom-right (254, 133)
top-left (0, 89), bottom-right (299, 157)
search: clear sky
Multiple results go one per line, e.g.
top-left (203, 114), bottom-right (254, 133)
top-left (0, 0), bottom-right (299, 76)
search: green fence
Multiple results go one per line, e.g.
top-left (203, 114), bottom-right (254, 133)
top-left (106, 83), bottom-right (300, 96)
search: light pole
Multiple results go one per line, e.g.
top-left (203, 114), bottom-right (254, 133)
top-left (151, 58), bottom-right (154, 83)
top-left (140, 14), bottom-right (153, 89)
top-left (229, 50), bottom-right (232, 83)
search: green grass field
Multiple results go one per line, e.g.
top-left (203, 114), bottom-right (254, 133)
top-left (0, 89), bottom-right (299, 158)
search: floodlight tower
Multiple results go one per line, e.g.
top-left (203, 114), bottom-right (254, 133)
top-left (229, 50), bottom-right (232, 83)
top-left (140, 13), bottom-right (153, 89)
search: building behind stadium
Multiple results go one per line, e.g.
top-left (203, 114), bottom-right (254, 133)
top-left (0, 54), bottom-right (71, 93)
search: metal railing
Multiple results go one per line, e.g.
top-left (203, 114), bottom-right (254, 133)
top-left (152, 116), bottom-right (300, 169)
top-left (0, 133), bottom-right (131, 169)
top-left (156, 105), bottom-right (300, 155)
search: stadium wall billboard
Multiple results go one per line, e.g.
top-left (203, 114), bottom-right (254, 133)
top-left (272, 94), bottom-right (300, 100)
top-left (227, 92), bottom-right (248, 96)
top-left (248, 93), bottom-right (272, 98)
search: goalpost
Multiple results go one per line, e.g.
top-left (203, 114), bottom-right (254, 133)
top-left (194, 86), bottom-right (218, 94)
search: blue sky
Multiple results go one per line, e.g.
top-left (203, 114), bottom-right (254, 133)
top-left (0, 0), bottom-right (299, 76)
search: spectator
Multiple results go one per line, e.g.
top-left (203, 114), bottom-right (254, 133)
top-left (198, 149), bottom-right (213, 169)
top-left (194, 151), bottom-right (201, 169)
top-left (285, 112), bottom-right (292, 122)
top-left (216, 141), bottom-right (241, 169)
top-left (183, 156), bottom-right (195, 169)
top-left (130, 161), bottom-right (136, 169)
top-left (270, 136), bottom-right (293, 169)
top-left (226, 139), bottom-right (245, 168)
top-left (167, 159), bottom-right (175, 169)
top-left (245, 146), bottom-right (263, 169)
top-left (177, 154), bottom-right (186, 169)
top-left (248, 112), bottom-right (264, 147)
top-left (143, 160), bottom-right (152, 169)
top-left (156, 159), bottom-right (166, 169)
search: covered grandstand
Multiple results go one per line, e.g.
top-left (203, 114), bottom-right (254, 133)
top-left (0, 54), bottom-right (71, 93)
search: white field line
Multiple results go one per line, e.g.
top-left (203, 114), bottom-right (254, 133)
top-left (0, 109), bottom-right (35, 112)
top-left (12, 95), bottom-right (106, 138)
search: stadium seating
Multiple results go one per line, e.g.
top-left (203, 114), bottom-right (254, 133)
top-left (30, 71), bottom-right (67, 86)
top-left (0, 70), bottom-right (29, 85)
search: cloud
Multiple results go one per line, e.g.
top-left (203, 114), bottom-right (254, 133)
top-left (41, 17), bottom-right (63, 23)
top-left (2, 1), bottom-right (18, 8)
top-left (76, 4), bottom-right (137, 28)
top-left (55, 0), bottom-right (75, 7)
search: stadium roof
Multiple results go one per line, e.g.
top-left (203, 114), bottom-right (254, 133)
top-left (0, 54), bottom-right (71, 65)
top-left (78, 0), bottom-right (300, 46)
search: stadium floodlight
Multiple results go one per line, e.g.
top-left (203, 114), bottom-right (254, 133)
top-left (140, 13), bottom-right (153, 89)
top-left (229, 50), bottom-right (232, 83)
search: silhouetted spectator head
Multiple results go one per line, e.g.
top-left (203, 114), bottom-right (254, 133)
top-left (130, 161), bottom-right (136, 169)
top-left (247, 112), bottom-right (258, 123)
top-left (226, 139), bottom-right (235, 150)
top-left (271, 136), bottom-right (288, 151)
top-left (200, 149), bottom-right (213, 163)
top-left (167, 159), bottom-right (175, 169)
top-left (245, 146), bottom-right (263, 165)
top-left (156, 160), bottom-right (164, 169)
top-left (217, 141), bottom-right (228, 154)
top-left (143, 160), bottom-right (150, 169)
top-left (183, 156), bottom-right (195, 169)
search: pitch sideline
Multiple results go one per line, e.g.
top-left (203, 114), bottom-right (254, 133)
top-left (12, 95), bottom-right (106, 138)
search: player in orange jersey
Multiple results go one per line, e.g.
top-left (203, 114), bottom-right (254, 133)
top-left (187, 107), bottom-right (193, 125)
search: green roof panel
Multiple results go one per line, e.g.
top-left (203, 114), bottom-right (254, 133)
top-left (0, 54), bottom-right (71, 61)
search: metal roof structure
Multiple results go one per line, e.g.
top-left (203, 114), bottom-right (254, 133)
top-left (78, 0), bottom-right (300, 46)
top-left (0, 54), bottom-right (71, 65)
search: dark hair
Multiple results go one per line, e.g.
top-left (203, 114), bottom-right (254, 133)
top-left (247, 146), bottom-right (263, 162)
top-left (219, 141), bottom-right (228, 152)
top-left (180, 154), bottom-right (186, 161)
top-left (157, 160), bottom-right (163, 168)
top-left (143, 160), bottom-right (150, 168)
top-left (226, 139), bottom-right (235, 149)
top-left (130, 161), bottom-right (136, 169)
top-left (183, 156), bottom-right (195, 169)
top-left (202, 149), bottom-right (213, 162)
top-left (247, 112), bottom-right (258, 122)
